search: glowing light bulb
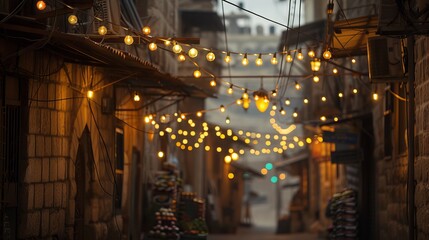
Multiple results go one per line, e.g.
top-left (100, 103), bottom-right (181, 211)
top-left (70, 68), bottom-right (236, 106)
top-left (197, 111), bottom-right (203, 117)
top-left (271, 53), bottom-right (278, 65)
top-left (193, 69), bottom-right (202, 78)
top-left (297, 49), bottom-right (304, 60)
top-left (333, 68), bottom-right (338, 74)
top-left (293, 108), bottom-right (298, 118)
top-left (236, 98), bottom-right (243, 105)
top-left (320, 116), bottom-right (326, 121)
top-left (295, 81), bottom-right (301, 90)
top-left (321, 96), bottom-right (327, 102)
top-left (188, 48), bottom-right (198, 58)
top-left (164, 39), bottom-right (171, 46)
top-left (286, 51), bottom-right (293, 62)
top-left (124, 35), bottom-right (134, 45)
top-left (68, 14), bottom-right (78, 25)
top-left (308, 49), bottom-right (316, 58)
top-left (334, 117), bottom-right (339, 122)
top-left (227, 85), bottom-right (233, 94)
top-left (142, 26), bottom-right (151, 35)
top-left (224, 155), bottom-right (232, 163)
top-left (271, 90), bottom-right (277, 97)
top-left (228, 172), bottom-right (234, 179)
top-left (148, 42), bottom-right (157, 51)
top-left (323, 49), bottom-right (332, 59)
top-left (353, 88), bottom-right (358, 94)
top-left (313, 75), bottom-right (320, 83)
top-left (224, 53), bottom-right (231, 63)
top-left (177, 53), bottom-right (186, 62)
top-left (373, 92), bottom-right (379, 101)
top-left (133, 92), bottom-right (140, 102)
top-left (242, 54), bottom-right (249, 66)
top-left (98, 26), bottom-right (107, 35)
top-left (220, 105), bottom-right (225, 112)
top-left (280, 108), bottom-right (286, 115)
top-left (206, 52), bottom-right (216, 61)
top-left (210, 79), bottom-right (217, 87)
top-left (225, 116), bottom-right (231, 124)
top-left (242, 90), bottom-right (249, 99)
top-left (304, 98), bottom-right (309, 104)
top-left (255, 54), bottom-right (263, 66)
top-left (87, 90), bottom-right (94, 99)
top-left (36, 1), bottom-right (46, 10)
top-left (285, 98), bottom-right (291, 106)
top-left (338, 92), bottom-right (343, 98)
top-left (157, 151), bottom-right (164, 158)
top-left (172, 43), bottom-right (182, 53)
top-left (352, 58), bottom-right (356, 64)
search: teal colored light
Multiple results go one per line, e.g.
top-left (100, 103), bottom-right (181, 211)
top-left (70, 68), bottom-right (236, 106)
top-left (265, 163), bottom-right (273, 170)
top-left (270, 176), bottom-right (278, 183)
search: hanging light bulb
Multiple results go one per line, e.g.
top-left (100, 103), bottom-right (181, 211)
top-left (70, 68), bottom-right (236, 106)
top-left (142, 26), bottom-right (151, 35)
top-left (272, 104), bottom-right (277, 110)
top-left (321, 96), bottom-right (327, 102)
top-left (253, 88), bottom-right (270, 113)
top-left (323, 49), bottom-right (332, 59)
top-left (206, 51), bottom-right (216, 61)
top-left (220, 105), bottom-right (226, 112)
top-left (313, 75), bottom-right (320, 83)
top-left (236, 98), bottom-right (243, 105)
top-left (271, 53), bottom-right (278, 65)
top-left (197, 111), bottom-right (203, 117)
top-left (352, 58), bottom-right (356, 64)
top-left (295, 81), bottom-right (301, 90)
top-left (304, 98), bottom-right (309, 104)
top-left (87, 89), bottom-right (94, 99)
top-left (353, 88), bottom-right (358, 94)
top-left (241, 53), bottom-right (249, 66)
top-left (157, 151), bottom-right (164, 158)
top-left (188, 48), bottom-right (198, 58)
top-left (338, 92), bottom-right (344, 98)
top-left (320, 116), bottom-right (327, 121)
top-left (172, 42), bottom-right (182, 53)
top-left (164, 39), bottom-right (171, 46)
top-left (124, 35), bottom-right (134, 45)
top-left (271, 90), bottom-right (277, 97)
top-left (293, 108), bottom-right (298, 118)
top-left (308, 49), bottom-right (316, 58)
top-left (210, 79), bottom-right (217, 87)
top-left (310, 58), bottom-right (321, 72)
top-left (68, 14), bottom-right (78, 25)
top-left (133, 92), bottom-right (140, 102)
top-left (285, 98), bottom-right (291, 106)
top-left (224, 155), bottom-right (232, 164)
top-left (148, 42), bottom-right (157, 51)
top-left (297, 49), bottom-right (304, 60)
top-left (225, 116), bottom-right (231, 124)
top-left (181, 113), bottom-right (186, 119)
top-left (242, 97), bottom-right (251, 110)
top-left (98, 25), bottom-right (107, 35)
top-left (177, 53), bottom-right (186, 62)
top-left (242, 89), bottom-right (249, 99)
top-left (36, 1), bottom-right (46, 10)
top-left (280, 107), bottom-right (286, 115)
top-left (286, 51), bottom-right (293, 62)
top-left (255, 54), bottom-right (263, 66)
top-left (332, 68), bottom-right (338, 74)
top-left (227, 84), bottom-right (233, 94)
top-left (373, 92), bottom-right (379, 101)
top-left (193, 69), bottom-right (202, 78)
top-left (224, 52), bottom-right (231, 63)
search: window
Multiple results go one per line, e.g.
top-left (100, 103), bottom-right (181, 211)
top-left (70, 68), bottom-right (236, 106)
top-left (114, 128), bottom-right (124, 210)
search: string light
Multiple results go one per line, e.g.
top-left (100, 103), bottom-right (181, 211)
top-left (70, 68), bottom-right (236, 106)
top-left (210, 79), bottom-right (217, 87)
top-left (334, 117), bottom-right (339, 122)
top-left (285, 98), bottom-right (291, 106)
top-left (133, 92), bottom-right (140, 102)
top-left (286, 51), bottom-right (293, 62)
top-left (338, 92), bottom-right (344, 98)
top-left (253, 88), bottom-right (270, 113)
top-left (87, 89), bottom-right (94, 99)
top-left (36, 0), bottom-right (46, 10)
top-left (142, 26), bottom-right (151, 35)
top-left (320, 116), bottom-right (327, 121)
top-left (304, 98), bottom-right (309, 104)
top-left (321, 96), bottom-right (327, 102)
top-left (206, 51), bottom-right (216, 61)
top-left (172, 42), bottom-right (182, 53)
top-left (297, 49), bottom-right (304, 60)
top-left (271, 90), bottom-right (277, 97)
top-left (242, 53), bottom-right (249, 66)
top-left (332, 68), bottom-right (338, 74)
top-left (148, 42), bottom-right (157, 51)
top-left (98, 26), bottom-right (107, 35)
top-left (308, 49), bottom-right (316, 58)
top-left (352, 58), bottom-right (356, 64)
top-left (177, 53), bottom-right (186, 62)
top-left (280, 107), bottom-right (286, 115)
top-left (323, 49), bottom-right (332, 59)
top-left (68, 14), bottom-right (78, 25)
top-left (293, 108), bottom-right (298, 118)
top-left (313, 75), bottom-right (320, 83)
top-left (224, 52), bottom-right (231, 63)
top-left (271, 53), bottom-right (278, 65)
top-left (255, 54), bottom-right (263, 66)
top-left (228, 172), bottom-right (234, 179)
top-left (164, 39), bottom-right (171, 46)
top-left (225, 116), bottom-right (231, 124)
top-left (295, 81), bottom-right (301, 90)
top-left (224, 155), bottom-right (232, 163)
top-left (188, 48), bottom-right (198, 58)
top-left (353, 88), bottom-right (358, 94)
top-left (124, 35), bottom-right (134, 45)
top-left (231, 152), bottom-right (239, 161)
top-left (227, 84), bottom-right (233, 94)
top-left (373, 92), bottom-right (379, 101)
top-left (193, 69), bottom-right (202, 78)
top-left (310, 58), bottom-right (321, 72)
top-left (220, 105), bottom-right (226, 112)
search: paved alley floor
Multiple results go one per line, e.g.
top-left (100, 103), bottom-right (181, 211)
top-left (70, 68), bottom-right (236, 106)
top-left (208, 226), bottom-right (318, 240)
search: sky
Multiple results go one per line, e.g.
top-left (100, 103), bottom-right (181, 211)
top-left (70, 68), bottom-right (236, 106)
top-left (217, 0), bottom-right (297, 35)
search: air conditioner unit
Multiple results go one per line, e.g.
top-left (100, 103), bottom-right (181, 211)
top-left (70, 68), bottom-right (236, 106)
top-left (91, 0), bottom-right (122, 35)
top-left (367, 36), bottom-right (406, 82)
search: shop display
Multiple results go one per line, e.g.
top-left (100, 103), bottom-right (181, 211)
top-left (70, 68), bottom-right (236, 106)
top-left (178, 192), bottom-right (208, 239)
top-left (147, 208), bottom-right (180, 240)
top-left (326, 189), bottom-right (358, 240)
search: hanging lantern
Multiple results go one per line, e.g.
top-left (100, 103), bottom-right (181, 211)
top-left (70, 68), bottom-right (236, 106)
top-left (310, 58), bottom-right (321, 72)
top-left (253, 88), bottom-right (270, 113)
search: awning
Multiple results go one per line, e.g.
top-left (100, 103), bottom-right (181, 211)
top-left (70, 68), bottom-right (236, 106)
top-left (180, 10), bottom-right (223, 32)
top-left (0, 14), bottom-right (211, 98)
top-left (331, 15), bottom-right (378, 58)
top-left (274, 152), bottom-right (309, 169)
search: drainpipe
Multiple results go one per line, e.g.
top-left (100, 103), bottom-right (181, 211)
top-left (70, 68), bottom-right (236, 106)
top-left (407, 35), bottom-right (415, 240)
